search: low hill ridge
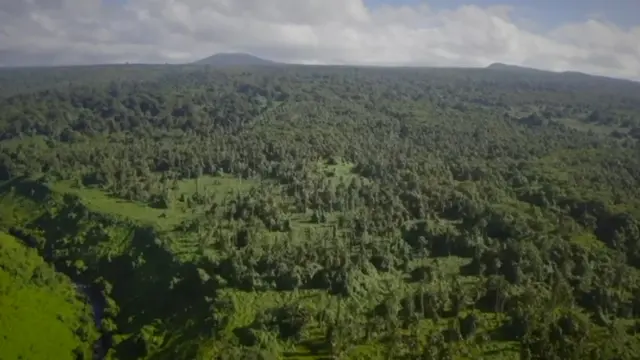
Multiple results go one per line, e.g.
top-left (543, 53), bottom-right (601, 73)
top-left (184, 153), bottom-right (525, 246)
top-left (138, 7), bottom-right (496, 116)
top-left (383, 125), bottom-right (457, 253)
top-left (193, 52), bottom-right (278, 66)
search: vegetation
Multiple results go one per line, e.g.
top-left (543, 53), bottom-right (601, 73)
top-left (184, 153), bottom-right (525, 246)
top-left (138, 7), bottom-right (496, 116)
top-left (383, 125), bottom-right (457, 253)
top-left (1, 62), bottom-right (640, 359)
top-left (0, 232), bottom-right (98, 360)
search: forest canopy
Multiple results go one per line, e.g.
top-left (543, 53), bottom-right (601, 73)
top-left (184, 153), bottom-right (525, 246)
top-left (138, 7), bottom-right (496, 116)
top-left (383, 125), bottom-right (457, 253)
top-left (1, 63), bottom-right (640, 359)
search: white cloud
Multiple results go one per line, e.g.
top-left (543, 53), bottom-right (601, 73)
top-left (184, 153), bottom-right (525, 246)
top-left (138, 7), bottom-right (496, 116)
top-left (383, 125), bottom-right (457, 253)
top-left (0, 0), bottom-right (639, 80)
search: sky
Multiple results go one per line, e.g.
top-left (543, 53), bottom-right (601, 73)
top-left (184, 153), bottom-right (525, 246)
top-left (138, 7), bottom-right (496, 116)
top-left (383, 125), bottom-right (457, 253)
top-left (0, 0), bottom-right (639, 80)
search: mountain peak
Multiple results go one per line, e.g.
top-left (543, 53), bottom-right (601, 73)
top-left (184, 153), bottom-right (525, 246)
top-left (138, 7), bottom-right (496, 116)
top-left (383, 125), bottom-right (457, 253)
top-left (192, 53), bottom-right (278, 66)
top-left (487, 62), bottom-right (527, 70)
top-left (486, 62), bottom-right (554, 75)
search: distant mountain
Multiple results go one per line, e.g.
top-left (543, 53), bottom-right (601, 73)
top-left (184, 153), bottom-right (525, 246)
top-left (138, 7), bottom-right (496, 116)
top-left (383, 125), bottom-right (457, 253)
top-left (486, 62), bottom-right (521, 70)
top-left (192, 53), bottom-right (279, 66)
top-left (485, 62), bottom-right (549, 74)
top-left (486, 62), bottom-right (637, 84)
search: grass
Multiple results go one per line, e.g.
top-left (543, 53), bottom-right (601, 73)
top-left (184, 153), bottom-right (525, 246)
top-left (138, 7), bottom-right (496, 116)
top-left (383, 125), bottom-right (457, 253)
top-left (198, 253), bottom-right (518, 360)
top-left (0, 187), bottom-right (47, 229)
top-left (195, 288), bottom-right (335, 359)
top-left (311, 160), bottom-right (362, 189)
top-left (570, 231), bottom-right (607, 250)
top-left (0, 232), bottom-right (97, 360)
top-left (50, 175), bottom-right (258, 231)
top-left (174, 175), bottom-right (257, 202)
top-left (52, 180), bottom-right (183, 229)
top-left (272, 159), bottom-right (366, 236)
top-left (0, 135), bottom-right (50, 150)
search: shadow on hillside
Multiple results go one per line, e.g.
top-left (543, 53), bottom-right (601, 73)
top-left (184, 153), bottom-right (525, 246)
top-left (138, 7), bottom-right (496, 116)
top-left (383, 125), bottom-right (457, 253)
top-left (0, 175), bottom-right (28, 193)
top-left (94, 226), bottom-right (218, 359)
top-left (6, 180), bottom-right (220, 360)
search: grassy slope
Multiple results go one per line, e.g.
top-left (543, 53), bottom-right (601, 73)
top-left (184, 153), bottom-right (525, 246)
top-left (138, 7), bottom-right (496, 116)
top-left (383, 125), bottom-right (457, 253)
top-left (0, 232), bottom-right (97, 360)
top-left (0, 177), bottom-right (256, 359)
top-left (50, 175), bottom-right (257, 231)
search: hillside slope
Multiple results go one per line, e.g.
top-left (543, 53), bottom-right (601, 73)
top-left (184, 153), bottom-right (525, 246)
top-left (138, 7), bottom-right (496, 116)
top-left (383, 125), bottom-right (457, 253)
top-left (192, 52), bottom-right (278, 66)
top-left (0, 231), bottom-right (98, 360)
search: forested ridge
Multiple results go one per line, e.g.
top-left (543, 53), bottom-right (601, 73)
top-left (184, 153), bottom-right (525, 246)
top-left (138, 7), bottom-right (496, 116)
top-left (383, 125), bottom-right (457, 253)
top-left (1, 63), bottom-right (640, 360)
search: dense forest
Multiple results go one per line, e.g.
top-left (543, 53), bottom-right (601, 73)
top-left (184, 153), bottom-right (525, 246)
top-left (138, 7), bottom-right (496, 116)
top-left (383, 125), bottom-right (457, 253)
top-left (1, 62), bottom-right (640, 360)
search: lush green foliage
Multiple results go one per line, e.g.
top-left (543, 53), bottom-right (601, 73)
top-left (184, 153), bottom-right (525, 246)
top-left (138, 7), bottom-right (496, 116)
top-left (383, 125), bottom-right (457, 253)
top-left (0, 232), bottom-right (98, 360)
top-left (2, 64), bottom-right (640, 359)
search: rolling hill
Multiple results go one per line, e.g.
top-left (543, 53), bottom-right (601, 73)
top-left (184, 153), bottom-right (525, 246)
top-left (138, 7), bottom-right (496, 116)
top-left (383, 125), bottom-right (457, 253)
top-left (192, 52), bottom-right (278, 66)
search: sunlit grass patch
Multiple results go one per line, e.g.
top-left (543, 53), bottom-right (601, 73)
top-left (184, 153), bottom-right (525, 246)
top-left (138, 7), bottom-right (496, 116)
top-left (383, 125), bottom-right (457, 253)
top-left (52, 180), bottom-right (184, 229)
top-left (0, 232), bottom-right (97, 360)
top-left (174, 175), bottom-right (258, 200)
top-left (50, 175), bottom-right (259, 231)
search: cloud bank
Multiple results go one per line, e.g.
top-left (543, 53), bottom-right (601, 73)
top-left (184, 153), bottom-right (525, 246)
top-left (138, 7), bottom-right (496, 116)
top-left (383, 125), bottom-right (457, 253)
top-left (0, 0), bottom-right (639, 79)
